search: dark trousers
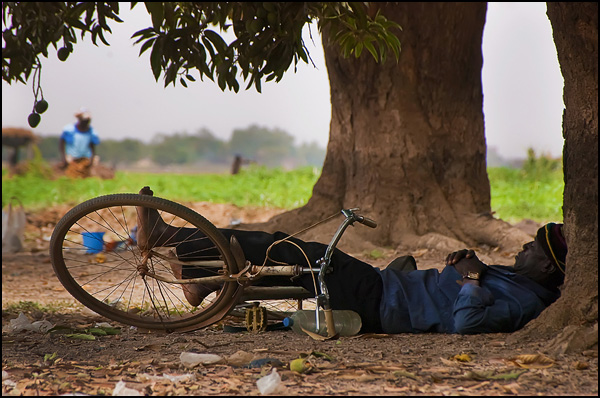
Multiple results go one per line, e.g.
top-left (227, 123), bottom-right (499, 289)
top-left (177, 229), bottom-right (384, 333)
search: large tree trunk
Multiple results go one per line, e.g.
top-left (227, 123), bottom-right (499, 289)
top-left (512, 2), bottom-right (598, 354)
top-left (265, 3), bottom-right (530, 251)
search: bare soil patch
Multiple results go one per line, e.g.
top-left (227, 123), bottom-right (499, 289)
top-left (2, 203), bottom-right (597, 396)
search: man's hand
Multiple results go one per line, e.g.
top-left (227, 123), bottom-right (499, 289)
top-left (445, 249), bottom-right (475, 266)
top-left (445, 249), bottom-right (488, 279)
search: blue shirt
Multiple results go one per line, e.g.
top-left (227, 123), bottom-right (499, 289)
top-left (378, 265), bottom-right (560, 334)
top-left (61, 124), bottom-right (100, 159)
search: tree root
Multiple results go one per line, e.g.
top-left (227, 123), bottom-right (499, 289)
top-left (544, 323), bottom-right (598, 355)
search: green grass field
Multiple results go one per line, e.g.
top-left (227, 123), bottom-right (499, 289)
top-left (2, 164), bottom-right (563, 224)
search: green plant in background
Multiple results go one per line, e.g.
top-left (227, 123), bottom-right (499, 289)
top-left (3, 157), bottom-right (563, 224)
top-left (17, 145), bottom-right (54, 179)
top-left (2, 165), bottom-right (321, 211)
top-left (2, 300), bottom-right (79, 314)
top-left (489, 149), bottom-right (564, 224)
top-left (521, 148), bottom-right (563, 179)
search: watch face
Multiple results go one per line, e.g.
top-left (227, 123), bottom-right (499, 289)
top-left (467, 272), bottom-right (480, 280)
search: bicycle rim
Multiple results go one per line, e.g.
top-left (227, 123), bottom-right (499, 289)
top-left (49, 193), bottom-right (242, 332)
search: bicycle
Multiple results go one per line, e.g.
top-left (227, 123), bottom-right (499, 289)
top-left (49, 190), bottom-right (377, 335)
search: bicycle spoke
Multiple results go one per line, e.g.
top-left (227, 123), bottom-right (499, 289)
top-left (51, 194), bottom-right (241, 331)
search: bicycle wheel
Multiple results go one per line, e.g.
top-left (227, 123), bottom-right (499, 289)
top-left (49, 193), bottom-right (243, 332)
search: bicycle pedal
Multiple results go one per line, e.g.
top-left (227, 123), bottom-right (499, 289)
top-left (245, 303), bottom-right (268, 333)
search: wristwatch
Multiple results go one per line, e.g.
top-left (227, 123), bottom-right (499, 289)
top-left (463, 272), bottom-right (480, 280)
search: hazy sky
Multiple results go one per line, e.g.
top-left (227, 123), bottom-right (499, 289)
top-left (2, 2), bottom-right (564, 159)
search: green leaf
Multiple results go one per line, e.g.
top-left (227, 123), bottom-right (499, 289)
top-left (87, 327), bottom-right (107, 336)
top-left (44, 352), bottom-right (58, 362)
top-left (203, 29), bottom-right (228, 54)
top-left (254, 76), bottom-right (262, 93)
top-left (466, 369), bottom-right (528, 381)
top-left (97, 28), bottom-right (110, 46)
top-left (217, 74), bottom-right (227, 90)
top-left (355, 41), bottom-right (363, 58)
top-left (66, 333), bottom-right (96, 341)
top-left (138, 38), bottom-right (155, 56)
top-left (363, 40), bottom-right (378, 60)
top-left (297, 45), bottom-right (308, 63)
top-left (393, 370), bottom-right (419, 380)
top-left (385, 31), bottom-right (402, 61)
top-left (48, 325), bottom-right (76, 334)
top-left (131, 27), bottom-right (155, 40)
top-left (145, 2), bottom-right (164, 30)
top-left (379, 45), bottom-right (387, 63)
top-left (201, 36), bottom-right (216, 58)
top-left (99, 327), bottom-right (121, 335)
top-left (165, 64), bottom-right (178, 87)
top-left (150, 42), bottom-right (162, 81)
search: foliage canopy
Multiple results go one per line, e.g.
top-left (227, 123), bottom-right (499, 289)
top-left (2, 2), bottom-right (402, 126)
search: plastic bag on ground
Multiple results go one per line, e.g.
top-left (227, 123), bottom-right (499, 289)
top-left (2, 312), bottom-right (54, 334)
top-left (138, 373), bottom-right (196, 383)
top-left (256, 368), bottom-right (283, 395)
top-left (179, 352), bottom-right (224, 368)
top-left (2, 198), bottom-right (26, 254)
top-left (112, 380), bottom-right (142, 396)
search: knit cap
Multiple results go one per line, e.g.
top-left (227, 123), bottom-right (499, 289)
top-left (535, 223), bottom-right (567, 272)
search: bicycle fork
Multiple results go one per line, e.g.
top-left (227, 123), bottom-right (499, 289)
top-left (313, 208), bottom-right (377, 337)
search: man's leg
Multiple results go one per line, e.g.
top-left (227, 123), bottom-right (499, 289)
top-left (213, 229), bottom-right (384, 333)
top-left (158, 221), bottom-right (384, 332)
top-left (136, 187), bottom-right (383, 332)
top-left (136, 186), bottom-right (220, 306)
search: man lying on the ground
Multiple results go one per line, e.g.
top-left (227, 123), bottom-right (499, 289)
top-left (135, 186), bottom-right (567, 335)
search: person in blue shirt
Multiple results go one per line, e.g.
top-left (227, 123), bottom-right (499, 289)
top-left (59, 108), bottom-right (100, 171)
top-left (135, 186), bottom-right (567, 334)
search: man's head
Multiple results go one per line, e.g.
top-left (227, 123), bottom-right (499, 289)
top-left (75, 108), bottom-right (92, 130)
top-left (536, 223), bottom-right (567, 272)
top-left (514, 223), bottom-right (567, 290)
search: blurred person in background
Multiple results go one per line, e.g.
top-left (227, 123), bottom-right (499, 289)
top-left (59, 108), bottom-right (100, 178)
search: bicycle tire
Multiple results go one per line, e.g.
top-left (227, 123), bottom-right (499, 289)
top-left (49, 193), bottom-right (243, 332)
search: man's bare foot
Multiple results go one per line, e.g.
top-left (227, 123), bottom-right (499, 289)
top-left (136, 186), bottom-right (169, 250)
top-left (167, 251), bottom-right (207, 307)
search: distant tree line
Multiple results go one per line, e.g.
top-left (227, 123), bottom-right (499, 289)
top-left (21, 125), bottom-right (326, 169)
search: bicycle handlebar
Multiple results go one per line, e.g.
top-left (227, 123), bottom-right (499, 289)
top-left (318, 208), bottom-right (378, 293)
top-left (356, 215), bottom-right (377, 228)
top-left (340, 208), bottom-right (377, 229)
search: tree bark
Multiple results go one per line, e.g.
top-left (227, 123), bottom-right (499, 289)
top-left (265, 3), bottom-right (530, 251)
top-left (512, 2), bottom-right (598, 354)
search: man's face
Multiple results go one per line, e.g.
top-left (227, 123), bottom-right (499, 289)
top-left (514, 240), bottom-right (558, 286)
top-left (77, 117), bottom-right (91, 130)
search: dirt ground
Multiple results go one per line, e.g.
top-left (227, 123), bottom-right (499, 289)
top-left (2, 203), bottom-right (598, 396)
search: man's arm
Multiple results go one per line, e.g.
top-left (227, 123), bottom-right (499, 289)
top-left (89, 129), bottom-right (100, 165)
top-left (445, 250), bottom-right (514, 333)
top-left (89, 143), bottom-right (96, 166)
top-left (447, 252), bottom-right (548, 334)
top-left (58, 138), bottom-right (67, 167)
top-left (452, 282), bottom-right (517, 334)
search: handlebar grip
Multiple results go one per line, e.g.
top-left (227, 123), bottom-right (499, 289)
top-left (358, 216), bottom-right (377, 229)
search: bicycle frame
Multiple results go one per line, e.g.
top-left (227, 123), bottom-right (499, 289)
top-left (51, 191), bottom-right (377, 334)
top-left (149, 208), bottom-right (377, 335)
